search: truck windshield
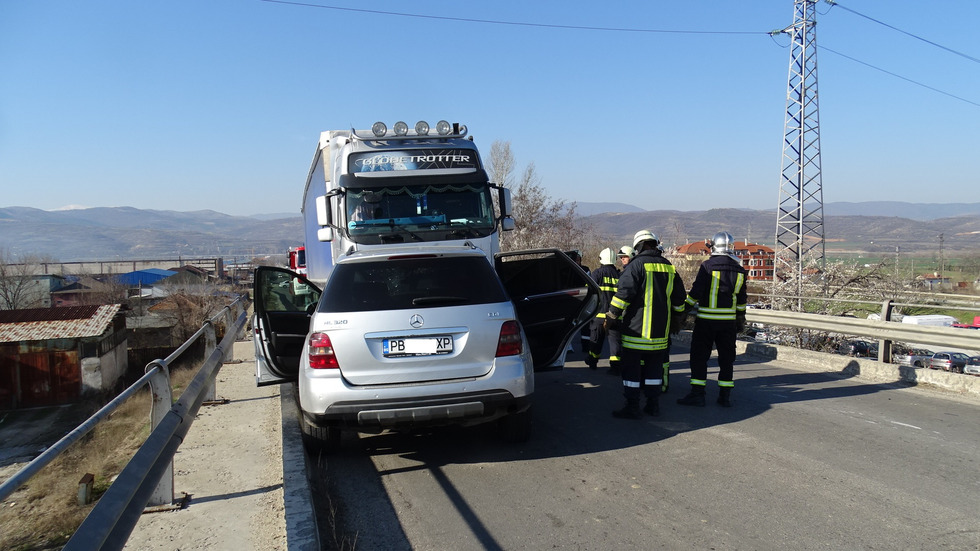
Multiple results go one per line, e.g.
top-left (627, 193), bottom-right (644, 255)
top-left (345, 183), bottom-right (495, 244)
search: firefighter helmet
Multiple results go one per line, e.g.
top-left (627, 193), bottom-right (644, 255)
top-left (709, 231), bottom-right (735, 255)
top-left (598, 247), bottom-right (616, 266)
top-left (632, 230), bottom-right (659, 250)
top-left (618, 245), bottom-right (635, 259)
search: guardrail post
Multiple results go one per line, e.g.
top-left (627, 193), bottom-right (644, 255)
top-left (203, 321), bottom-right (217, 402)
top-left (146, 360), bottom-right (174, 507)
top-left (879, 300), bottom-right (894, 363)
top-left (222, 306), bottom-right (237, 364)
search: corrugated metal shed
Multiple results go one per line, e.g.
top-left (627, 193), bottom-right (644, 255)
top-left (0, 304), bottom-right (122, 343)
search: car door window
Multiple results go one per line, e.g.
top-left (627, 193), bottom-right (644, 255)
top-left (495, 249), bottom-right (599, 369)
top-left (253, 267), bottom-right (321, 383)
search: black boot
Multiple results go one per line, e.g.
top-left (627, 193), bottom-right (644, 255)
top-left (717, 387), bottom-right (733, 407)
top-left (676, 386), bottom-right (706, 407)
top-left (612, 387), bottom-right (643, 419)
top-left (643, 386), bottom-right (661, 417)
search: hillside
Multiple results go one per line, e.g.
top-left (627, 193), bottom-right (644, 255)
top-left (1, 203), bottom-right (978, 262)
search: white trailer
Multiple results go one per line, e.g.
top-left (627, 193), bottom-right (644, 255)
top-left (900, 315), bottom-right (957, 327)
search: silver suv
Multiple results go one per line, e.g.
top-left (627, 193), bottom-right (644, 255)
top-left (253, 246), bottom-right (597, 450)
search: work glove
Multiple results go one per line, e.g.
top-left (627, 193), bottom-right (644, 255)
top-left (669, 313), bottom-right (682, 335)
top-left (735, 312), bottom-right (747, 333)
top-left (603, 314), bottom-right (620, 332)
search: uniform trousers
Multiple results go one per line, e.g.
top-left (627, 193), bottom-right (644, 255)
top-left (689, 318), bottom-right (738, 386)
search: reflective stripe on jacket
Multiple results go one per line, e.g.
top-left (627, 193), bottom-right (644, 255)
top-left (608, 250), bottom-right (687, 351)
top-left (590, 264), bottom-right (620, 319)
top-left (685, 254), bottom-right (748, 321)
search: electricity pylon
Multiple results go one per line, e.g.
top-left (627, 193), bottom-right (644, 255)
top-left (772, 0), bottom-right (826, 301)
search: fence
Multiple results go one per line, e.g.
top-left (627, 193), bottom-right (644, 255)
top-left (0, 295), bottom-right (249, 550)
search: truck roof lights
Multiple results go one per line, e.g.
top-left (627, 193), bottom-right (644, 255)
top-left (359, 120), bottom-right (468, 140)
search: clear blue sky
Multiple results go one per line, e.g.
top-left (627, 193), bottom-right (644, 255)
top-left (2, 1), bottom-right (977, 217)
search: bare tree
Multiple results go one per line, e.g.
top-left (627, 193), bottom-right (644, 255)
top-left (486, 141), bottom-right (603, 256)
top-left (0, 250), bottom-right (47, 310)
top-left (486, 141), bottom-right (516, 189)
top-left (155, 281), bottom-right (227, 343)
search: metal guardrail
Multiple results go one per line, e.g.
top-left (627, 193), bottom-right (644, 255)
top-left (0, 296), bottom-right (248, 550)
top-left (745, 308), bottom-right (980, 357)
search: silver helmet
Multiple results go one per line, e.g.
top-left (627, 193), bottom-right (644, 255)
top-left (708, 231), bottom-right (735, 255)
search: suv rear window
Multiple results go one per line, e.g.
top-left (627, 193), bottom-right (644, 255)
top-left (319, 256), bottom-right (508, 312)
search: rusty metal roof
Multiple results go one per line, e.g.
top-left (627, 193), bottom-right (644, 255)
top-left (0, 304), bottom-right (122, 343)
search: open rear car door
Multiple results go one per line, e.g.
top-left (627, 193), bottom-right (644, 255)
top-left (495, 249), bottom-right (600, 370)
top-left (252, 267), bottom-right (321, 386)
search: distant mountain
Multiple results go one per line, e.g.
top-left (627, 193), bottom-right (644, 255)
top-left (572, 202), bottom-right (647, 216)
top-left (1, 203), bottom-right (977, 262)
top-left (823, 202), bottom-right (980, 221)
top-left (582, 208), bottom-right (980, 255)
top-left (0, 206), bottom-right (303, 261)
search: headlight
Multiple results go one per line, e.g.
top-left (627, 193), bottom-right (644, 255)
top-left (435, 120), bottom-right (451, 136)
top-left (415, 120), bottom-right (430, 136)
top-left (371, 122), bottom-right (387, 137)
top-left (393, 121), bottom-right (409, 136)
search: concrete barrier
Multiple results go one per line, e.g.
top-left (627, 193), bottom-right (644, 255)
top-left (672, 331), bottom-right (980, 401)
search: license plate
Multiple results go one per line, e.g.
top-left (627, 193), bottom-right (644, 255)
top-left (383, 336), bottom-right (453, 357)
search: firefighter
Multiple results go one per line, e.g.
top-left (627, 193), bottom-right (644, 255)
top-left (677, 231), bottom-right (748, 407)
top-left (607, 246), bottom-right (634, 375)
top-left (604, 230), bottom-right (687, 418)
top-left (586, 248), bottom-right (621, 370)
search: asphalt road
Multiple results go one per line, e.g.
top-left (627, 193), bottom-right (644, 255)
top-left (310, 345), bottom-right (980, 550)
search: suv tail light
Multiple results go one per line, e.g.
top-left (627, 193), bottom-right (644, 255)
top-left (309, 332), bottom-right (339, 369)
top-left (495, 320), bottom-right (523, 357)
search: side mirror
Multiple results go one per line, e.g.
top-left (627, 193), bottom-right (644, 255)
top-left (315, 195), bottom-right (329, 227)
top-left (498, 186), bottom-right (513, 217)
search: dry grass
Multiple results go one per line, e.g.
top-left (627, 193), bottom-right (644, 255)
top-left (0, 366), bottom-right (198, 550)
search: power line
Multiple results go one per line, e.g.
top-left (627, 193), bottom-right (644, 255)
top-left (259, 0), bottom-right (767, 35)
top-left (268, 0), bottom-right (978, 107)
top-left (825, 0), bottom-right (980, 65)
top-left (820, 45), bottom-right (980, 108)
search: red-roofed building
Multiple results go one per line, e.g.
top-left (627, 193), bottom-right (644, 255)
top-left (0, 305), bottom-right (128, 409)
top-left (675, 241), bottom-right (775, 282)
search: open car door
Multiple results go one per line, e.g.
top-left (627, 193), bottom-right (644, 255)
top-left (252, 266), bottom-right (321, 386)
top-left (495, 249), bottom-right (600, 370)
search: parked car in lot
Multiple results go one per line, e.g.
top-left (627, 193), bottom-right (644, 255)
top-left (965, 356), bottom-right (980, 376)
top-left (927, 352), bottom-right (971, 373)
top-left (838, 340), bottom-right (877, 358)
top-left (893, 347), bottom-right (934, 368)
top-left (252, 247), bottom-right (598, 450)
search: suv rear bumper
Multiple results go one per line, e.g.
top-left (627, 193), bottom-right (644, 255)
top-left (305, 390), bottom-right (531, 428)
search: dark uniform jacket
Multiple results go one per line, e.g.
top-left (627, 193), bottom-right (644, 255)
top-left (685, 254), bottom-right (748, 322)
top-left (590, 264), bottom-right (620, 319)
top-left (607, 249), bottom-right (687, 351)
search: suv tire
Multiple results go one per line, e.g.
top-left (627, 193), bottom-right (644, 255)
top-left (300, 417), bottom-right (342, 453)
